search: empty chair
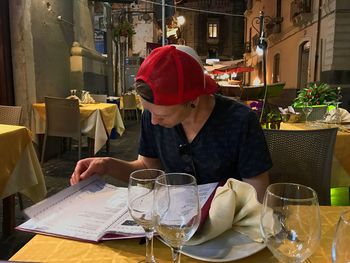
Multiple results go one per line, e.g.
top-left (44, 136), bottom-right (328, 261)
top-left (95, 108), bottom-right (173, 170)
top-left (41, 97), bottom-right (85, 164)
top-left (263, 128), bottom-right (338, 205)
top-left (90, 94), bottom-right (107, 103)
top-left (122, 93), bottom-right (139, 121)
top-left (0, 105), bottom-right (22, 125)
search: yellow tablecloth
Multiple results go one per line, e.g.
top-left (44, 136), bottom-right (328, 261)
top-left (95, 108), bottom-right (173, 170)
top-left (0, 124), bottom-right (46, 201)
top-left (0, 125), bottom-right (30, 194)
top-left (31, 103), bottom-right (125, 154)
top-left (10, 206), bottom-right (349, 262)
top-left (280, 122), bottom-right (350, 187)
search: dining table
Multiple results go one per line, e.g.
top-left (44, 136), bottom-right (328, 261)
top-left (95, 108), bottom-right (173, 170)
top-left (31, 102), bottom-right (125, 155)
top-left (280, 122), bottom-right (350, 188)
top-left (0, 124), bottom-right (46, 236)
top-left (9, 206), bottom-right (349, 262)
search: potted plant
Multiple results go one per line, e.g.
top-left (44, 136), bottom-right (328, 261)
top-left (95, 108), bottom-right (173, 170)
top-left (114, 20), bottom-right (136, 40)
top-left (263, 111), bottom-right (282, 129)
top-left (292, 82), bottom-right (338, 107)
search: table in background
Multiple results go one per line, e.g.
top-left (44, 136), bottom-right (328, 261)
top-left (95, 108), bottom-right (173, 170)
top-left (280, 122), bottom-right (350, 187)
top-left (10, 206), bottom-right (348, 262)
top-left (0, 124), bottom-right (46, 236)
top-left (31, 102), bottom-right (125, 155)
top-left (217, 81), bottom-right (242, 98)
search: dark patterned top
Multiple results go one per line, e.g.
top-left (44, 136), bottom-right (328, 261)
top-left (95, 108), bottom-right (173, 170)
top-left (138, 94), bottom-right (272, 184)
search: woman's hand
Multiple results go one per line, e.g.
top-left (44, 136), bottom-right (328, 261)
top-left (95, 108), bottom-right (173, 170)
top-left (70, 157), bottom-right (109, 185)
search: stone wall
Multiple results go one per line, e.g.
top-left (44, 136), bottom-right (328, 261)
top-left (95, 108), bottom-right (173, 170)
top-left (10, 0), bottom-right (112, 127)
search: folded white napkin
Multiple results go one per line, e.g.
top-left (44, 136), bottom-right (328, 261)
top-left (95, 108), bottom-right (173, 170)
top-left (81, 93), bottom-right (95, 104)
top-left (326, 108), bottom-right (350, 123)
top-left (186, 178), bottom-right (263, 246)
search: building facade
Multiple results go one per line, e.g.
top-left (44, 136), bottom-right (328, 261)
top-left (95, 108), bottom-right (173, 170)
top-left (175, 0), bottom-right (246, 60)
top-left (244, 0), bottom-right (350, 107)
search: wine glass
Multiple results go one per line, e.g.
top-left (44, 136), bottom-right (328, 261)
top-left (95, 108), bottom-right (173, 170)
top-left (333, 101), bottom-right (342, 125)
top-left (260, 183), bottom-right (321, 263)
top-left (322, 101), bottom-right (333, 123)
top-left (302, 102), bottom-right (313, 125)
top-left (332, 210), bottom-right (350, 262)
top-left (128, 169), bottom-right (165, 263)
top-left (153, 173), bottom-right (201, 263)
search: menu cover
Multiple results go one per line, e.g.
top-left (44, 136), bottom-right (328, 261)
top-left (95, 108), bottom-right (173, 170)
top-left (17, 175), bottom-right (218, 243)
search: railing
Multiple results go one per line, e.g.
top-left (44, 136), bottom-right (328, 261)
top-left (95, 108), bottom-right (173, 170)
top-left (266, 17), bottom-right (283, 35)
top-left (290, 0), bottom-right (313, 26)
top-left (290, 0), bottom-right (312, 18)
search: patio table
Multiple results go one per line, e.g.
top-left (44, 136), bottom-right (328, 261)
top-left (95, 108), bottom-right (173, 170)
top-left (0, 124), bottom-right (46, 236)
top-left (31, 102), bottom-right (125, 155)
top-left (9, 206), bottom-right (349, 262)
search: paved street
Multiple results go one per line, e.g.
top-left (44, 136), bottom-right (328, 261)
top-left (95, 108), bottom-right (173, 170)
top-left (0, 120), bottom-right (140, 260)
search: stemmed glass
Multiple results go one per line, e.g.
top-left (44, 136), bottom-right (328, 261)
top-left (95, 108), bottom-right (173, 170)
top-left (302, 102), bottom-right (313, 125)
top-left (332, 210), bottom-right (350, 262)
top-left (322, 101), bottom-right (333, 123)
top-left (333, 101), bottom-right (342, 125)
top-left (128, 169), bottom-right (165, 263)
top-left (153, 173), bottom-right (201, 263)
top-left (260, 183), bottom-right (321, 263)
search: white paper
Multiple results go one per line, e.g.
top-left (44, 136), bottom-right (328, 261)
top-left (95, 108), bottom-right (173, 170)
top-left (17, 176), bottom-right (218, 242)
top-left (18, 176), bottom-right (143, 242)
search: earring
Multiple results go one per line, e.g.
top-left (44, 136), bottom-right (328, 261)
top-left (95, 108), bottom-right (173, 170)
top-left (190, 103), bottom-right (196, 108)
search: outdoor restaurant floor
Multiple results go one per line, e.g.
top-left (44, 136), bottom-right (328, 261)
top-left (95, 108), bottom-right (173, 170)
top-left (0, 120), bottom-right (349, 260)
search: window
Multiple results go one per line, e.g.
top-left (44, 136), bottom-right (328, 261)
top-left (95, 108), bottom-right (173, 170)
top-left (273, 53), bottom-right (280, 83)
top-left (208, 23), bottom-right (218, 38)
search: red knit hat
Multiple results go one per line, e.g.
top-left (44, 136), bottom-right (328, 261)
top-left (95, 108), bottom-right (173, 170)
top-left (136, 45), bottom-right (218, 105)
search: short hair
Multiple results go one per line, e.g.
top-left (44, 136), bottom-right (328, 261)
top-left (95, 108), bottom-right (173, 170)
top-left (134, 80), bottom-right (154, 103)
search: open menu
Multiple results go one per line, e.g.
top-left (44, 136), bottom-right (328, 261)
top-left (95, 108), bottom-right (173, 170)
top-left (17, 175), bottom-right (218, 243)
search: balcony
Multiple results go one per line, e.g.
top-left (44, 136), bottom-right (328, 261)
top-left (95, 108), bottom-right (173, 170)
top-left (290, 0), bottom-right (313, 26)
top-left (266, 17), bottom-right (283, 35)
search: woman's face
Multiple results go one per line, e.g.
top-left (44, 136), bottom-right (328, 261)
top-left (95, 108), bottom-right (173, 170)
top-left (141, 98), bottom-right (192, 128)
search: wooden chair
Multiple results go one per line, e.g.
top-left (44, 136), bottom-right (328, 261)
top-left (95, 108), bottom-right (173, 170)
top-left (263, 128), bottom-right (338, 205)
top-left (122, 93), bottom-right (139, 121)
top-left (0, 105), bottom-right (22, 125)
top-left (41, 97), bottom-right (86, 165)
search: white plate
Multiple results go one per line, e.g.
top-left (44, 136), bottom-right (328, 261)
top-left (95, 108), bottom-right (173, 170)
top-left (180, 229), bottom-right (265, 262)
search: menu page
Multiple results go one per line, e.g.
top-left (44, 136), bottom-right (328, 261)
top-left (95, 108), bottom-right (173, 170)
top-left (17, 176), bottom-right (140, 242)
top-left (17, 176), bottom-right (219, 242)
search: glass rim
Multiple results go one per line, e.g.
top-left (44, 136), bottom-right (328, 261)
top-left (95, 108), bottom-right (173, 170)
top-left (129, 168), bottom-right (165, 181)
top-left (266, 182), bottom-right (318, 202)
top-left (155, 172), bottom-right (197, 186)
